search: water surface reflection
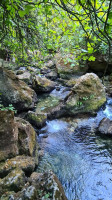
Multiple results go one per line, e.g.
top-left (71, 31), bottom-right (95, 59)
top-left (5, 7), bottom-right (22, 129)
top-left (37, 99), bottom-right (112, 200)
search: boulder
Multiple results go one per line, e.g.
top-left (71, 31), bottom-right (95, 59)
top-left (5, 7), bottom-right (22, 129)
top-left (66, 77), bottom-right (79, 87)
top-left (17, 71), bottom-right (31, 84)
top-left (50, 86), bottom-right (71, 101)
top-left (15, 117), bottom-right (39, 159)
top-left (1, 191), bottom-right (16, 199)
top-left (0, 67), bottom-right (37, 111)
top-left (36, 95), bottom-right (65, 119)
top-left (45, 70), bottom-right (58, 80)
top-left (88, 54), bottom-right (107, 73)
top-left (28, 171), bottom-right (67, 200)
top-left (0, 168), bottom-right (26, 195)
top-left (0, 168), bottom-right (67, 199)
top-left (14, 185), bottom-right (37, 200)
top-left (55, 53), bottom-right (88, 79)
top-left (0, 111), bottom-right (18, 162)
top-left (27, 111), bottom-right (47, 128)
top-left (87, 53), bottom-right (112, 75)
top-left (32, 75), bottom-right (56, 93)
top-left (66, 73), bottom-right (106, 115)
top-left (98, 118), bottom-right (112, 135)
top-left (0, 156), bottom-right (36, 177)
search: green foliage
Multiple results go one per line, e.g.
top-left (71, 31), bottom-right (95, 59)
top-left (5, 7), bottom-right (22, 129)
top-left (76, 94), bottom-right (94, 108)
top-left (0, 104), bottom-right (17, 113)
top-left (0, 93), bottom-right (17, 113)
top-left (0, 0), bottom-right (112, 68)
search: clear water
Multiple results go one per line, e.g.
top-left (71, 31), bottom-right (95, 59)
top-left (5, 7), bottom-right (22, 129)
top-left (37, 98), bottom-right (112, 200)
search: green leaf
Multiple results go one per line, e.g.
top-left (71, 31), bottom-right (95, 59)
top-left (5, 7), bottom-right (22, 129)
top-left (88, 56), bottom-right (95, 61)
top-left (18, 10), bottom-right (26, 17)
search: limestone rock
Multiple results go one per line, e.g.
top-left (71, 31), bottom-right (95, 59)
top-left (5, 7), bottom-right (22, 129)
top-left (88, 53), bottom-right (112, 74)
top-left (0, 156), bottom-right (36, 177)
top-left (0, 67), bottom-right (37, 111)
top-left (0, 168), bottom-right (25, 195)
top-left (32, 75), bottom-right (56, 93)
top-left (66, 73), bottom-right (106, 115)
top-left (55, 53), bottom-right (88, 79)
top-left (36, 95), bottom-right (65, 119)
top-left (17, 71), bottom-right (31, 84)
top-left (98, 118), bottom-right (112, 135)
top-left (15, 117), bottom-right (38, 159)
top-left (45, 70), bottom-right (58, 80)
top-left (27, 111), bottom-right (47, 128)
top-left (14, 185), bottom-right (37, 200)
top-left (1, 191), bottom-right (16, 200)
top-left (29, 171), bottom-right (67, 200)
top-left (0, 111), bottom-right (18, 162)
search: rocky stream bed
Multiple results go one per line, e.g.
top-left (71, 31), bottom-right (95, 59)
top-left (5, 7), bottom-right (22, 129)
top-left (0, 54), bottom-right (112, 200)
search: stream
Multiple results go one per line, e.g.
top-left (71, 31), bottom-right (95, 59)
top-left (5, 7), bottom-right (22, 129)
top-left (37, 98), bottom-right (112, 200)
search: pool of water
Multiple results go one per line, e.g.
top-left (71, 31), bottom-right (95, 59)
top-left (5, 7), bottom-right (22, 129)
top-left (37, 98), bottom-right (112, 200)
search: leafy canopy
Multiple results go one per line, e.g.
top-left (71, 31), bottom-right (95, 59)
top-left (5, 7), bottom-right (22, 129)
top-left (0, 0), bottom-right (112, 64)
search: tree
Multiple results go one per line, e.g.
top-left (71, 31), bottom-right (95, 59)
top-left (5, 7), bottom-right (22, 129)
top-left (53, 0), bottom-right (112, 75)
top-left (0, 0), bottom-right (112, 75)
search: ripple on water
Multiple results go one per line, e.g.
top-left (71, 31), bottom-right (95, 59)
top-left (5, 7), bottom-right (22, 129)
top-left (37, 101), bottom-right (112, 200)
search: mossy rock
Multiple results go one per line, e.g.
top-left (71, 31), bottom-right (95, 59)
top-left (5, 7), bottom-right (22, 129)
top-left (27, 111), bottom-right (47, 128)
top-left (55, 53), bottom-right (88, 80)
top-left (0, 168), bottom-right (25, 195)
top-left (65, 73), bottom-right (106, 115)
top-left (32, 75), bottom-right (56, 93)
top-left (0, 156), bottom-right (36, 177)
top-left (35, 95), bottom-right (65, 119)
top-left (0, 67), bottom-right (37, 111)
top-left (15, 117), bottom-right (39, 159)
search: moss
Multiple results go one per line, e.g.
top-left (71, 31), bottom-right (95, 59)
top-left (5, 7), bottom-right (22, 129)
top-left (0, 156), bottom-right (36, 176)
top-left (66, 93), bottom-right (106, 115)
top-left (36, 96), bottom-right (60, 114)
top-left (84, 96), bottom-right (106, 112)
top-left (1, 191), bottom-right (15, 200)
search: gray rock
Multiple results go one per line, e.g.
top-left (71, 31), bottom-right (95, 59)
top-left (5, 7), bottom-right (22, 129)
top-left (0, 111), bottom-right (18, 162)
top-left (0, 67), bottom-right (37, 111)
top-left (32, 75), bottom-right (56, 93)
top-left (65, 73), bottom-right (106, 115)
top-left (15, 117), bottom-right (39, 160)
top-left (27, 111), bottom-right (47, 128)
top-left (98, 118), bottom-right (112, 135)
top-left (0, 168), bottom-right (25, 195)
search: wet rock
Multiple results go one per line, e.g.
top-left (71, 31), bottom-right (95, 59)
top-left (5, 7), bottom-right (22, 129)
top-left (44, 60), bottom-right (55, 68)
top-left (51, 86), bottom-right (72, 101)
top-left (17, 71), bottom-right (31, 84)
top-left (45, 70), bottom-right (58, 80)
top-left (15, 117), bottom-right (39, 159)
top-left (66, 77), bottom-right (79, 87)
top-left (66, 73), bottom-right (106, 115)
top-left (98, 118), bottom-right (112, 135)
top-left (0, 111), bottom-right (18, 162)
top-left (103, 75), bottom-right (112, 96)
top-left (36, 95), bottom-right (65, 119)
top-left (55, 53), bottom-right (88, 79)
top-left (0, 156), bottom-right (36, 177)
top-left (14, 185), bottom-right (37, 200)
top-left (0, 168), bottom-right (26, 195)
top-left (16, 70), bottom-right (24, 75)
top-left (32, 75), bottom-right (56, 93)
top-left (29, 171), bottom-right (67, 200)
top-left (1, 191), bottom-right (16, 200)
top-left (0, 67), bottom-right (37, 111)
top-left (27, 111), bottom-right (47, 128)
